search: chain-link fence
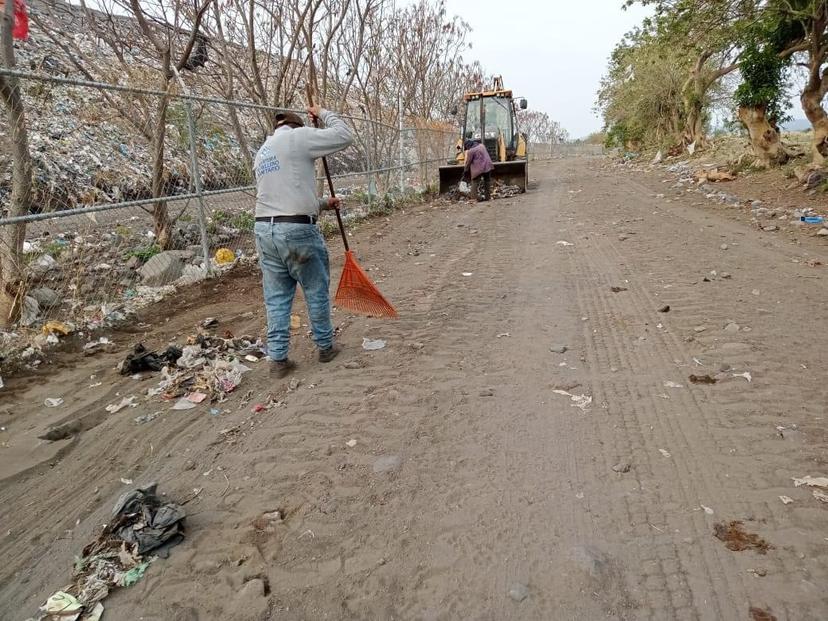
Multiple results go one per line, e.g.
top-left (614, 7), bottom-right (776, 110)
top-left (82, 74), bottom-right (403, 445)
top-left (529, 143), bottom-right (605, 160)
top-left (0, 69), bottom-right (457, 336)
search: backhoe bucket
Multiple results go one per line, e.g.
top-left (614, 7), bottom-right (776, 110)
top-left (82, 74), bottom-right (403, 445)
top-left (438, 160), bottom-right (528, 195)
top-left (438, 164), bottom-right (464, 194)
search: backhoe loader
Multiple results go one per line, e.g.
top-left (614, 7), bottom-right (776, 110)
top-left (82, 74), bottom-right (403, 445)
top-left (438, 76), bottom-right (528, 195)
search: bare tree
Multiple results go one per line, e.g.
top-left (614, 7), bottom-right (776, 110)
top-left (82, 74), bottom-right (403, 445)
top-left (34, 0), bottom-right (213, 248)
top-left (0, 0), bottom-right (32, 326)
top-left (518, 110), bottom-right (567, 144)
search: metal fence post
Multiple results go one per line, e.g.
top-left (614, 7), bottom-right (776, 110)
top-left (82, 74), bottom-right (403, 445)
top-left (365, 118), bottom-right (374, 206)
top-left (183, 99), bottom-right (212, 275)
top-left (398, 94), bottom-right (404, 194)
top-left (170, 67), bottom-right (211, 275)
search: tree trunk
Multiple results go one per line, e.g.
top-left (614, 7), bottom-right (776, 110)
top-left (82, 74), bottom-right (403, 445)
top-left (683, 91), bottom-right (706, 149)
top-left (737, 105), bottom-right (788, 167)
top-left (0, 3), bottom-right (32, 327)
top-left (151, 91), bottom-right (173, 249)
top-left (228, 104), bottom-right (253, 177)
top-left (801, 83), bottom-right (828, 165)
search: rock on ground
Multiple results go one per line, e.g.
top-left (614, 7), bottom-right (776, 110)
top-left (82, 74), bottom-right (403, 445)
top-left (139, 251), bottom-right (186, 286)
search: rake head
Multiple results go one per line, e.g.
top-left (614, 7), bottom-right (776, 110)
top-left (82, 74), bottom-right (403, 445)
top-left (334, 250), bottom-right (398, 318)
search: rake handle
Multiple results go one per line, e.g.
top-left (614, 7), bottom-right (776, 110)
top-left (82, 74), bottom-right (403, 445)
top-left (306, 84), bottom-right (349, 252)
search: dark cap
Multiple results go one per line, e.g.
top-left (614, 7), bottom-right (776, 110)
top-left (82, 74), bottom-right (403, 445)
top-left (464, 139), bottom-right (477, 150)
top-left (274, 112), bottom-right (304, 130)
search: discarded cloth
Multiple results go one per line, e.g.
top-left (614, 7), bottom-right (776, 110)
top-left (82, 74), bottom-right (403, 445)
top-left (108, 482), bottom-right (186, 554)
top-left (120, 344), bottom-right (182, 375)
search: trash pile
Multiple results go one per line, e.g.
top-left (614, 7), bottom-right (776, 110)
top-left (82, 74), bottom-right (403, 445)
top-left (0, 21), bottom-right (254, 214)
top-left (27, 483), bottom-right (185, 621)
top-left (0, 241), bottom-right (257, 382)
top-left (127, 330), bottom-right (263, 410)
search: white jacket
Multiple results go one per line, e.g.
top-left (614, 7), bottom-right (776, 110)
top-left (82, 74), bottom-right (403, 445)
top-left (254, 109), bottom-right (353, 218)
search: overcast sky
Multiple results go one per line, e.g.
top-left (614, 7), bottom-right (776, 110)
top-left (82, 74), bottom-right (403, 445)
top-left (443, 0), bottom-right (652, 138)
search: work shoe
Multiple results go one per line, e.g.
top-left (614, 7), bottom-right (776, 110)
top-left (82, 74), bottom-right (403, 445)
top-left (270, 358), bottom-right (296, 378)
top-left (319, 344), bottom-right (342, 363)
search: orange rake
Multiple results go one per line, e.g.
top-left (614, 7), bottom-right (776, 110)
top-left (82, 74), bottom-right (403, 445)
top-left (306, 88), bottom-right (397, 318)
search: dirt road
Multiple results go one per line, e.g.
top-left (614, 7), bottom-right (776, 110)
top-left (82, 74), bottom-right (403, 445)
top-left (2, 159), bottom-right (827, 620)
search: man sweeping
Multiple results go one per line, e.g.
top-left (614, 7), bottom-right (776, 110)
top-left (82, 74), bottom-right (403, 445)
top-left (462, 139), bottom-right (494, 201)
top-left (254, 104), bottom-right (353, 377)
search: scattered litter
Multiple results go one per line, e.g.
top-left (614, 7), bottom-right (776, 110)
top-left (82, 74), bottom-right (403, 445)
top-left (612, 463), bottom-right (631, 473)
top-left (779, 496), bottom-right (794, 505)
top-left (186, 392), bottom-right (207, 404)
top-left (83, 337), bottom-right (115, 356)
top-left (552, 389), bottom-right (592, 411)
top-left (749, 606), bottom-right (777, 621)
top-left (689, 374), bottom-right (717, 385)
top-left (496, 333), bottom-right (510, 338)
top-left (713, 521), bottom-right (772, 554)
top-left (251, 404), bottom-right (266, 413)
top-left (747, 568), bottom-right (768, 578)
top-left (36, 591), bottom-right (83, 619)
top-left (479, 388), bottom-right (495, 397)
top-left (134, 412), bottom-right (162, 425)
top-left (244, 355), bottom-right (259, 363)
top-left (171, 398), bottom-right (198, 411)
top-left (45, 398), bottom-right (64, 408)
top-left (26, 483), bottom-right (187, 619)
top-left (701, 505), bottom-right (714, 515)
top-left (555, 240), bottom-right (574, 247)
top-left (120, 562), bottom-right (151, 587)
top-left (214, 248), bottom-right (235, 264)
top-left (120, 478), bottom-right (133, 485)
top-left (550, 344), bottom-right (568, 354)
top-left (84, 602), bottom-right (105, 621)
top-left (120, 344), bottom-right (182, 375)
top-left (610, 286), bottom-right (627, 293)
top-left (362, 338), bottom-right (386, 351)
top-left (345, 439), bottom-right (357, 448)
top-left (105, 396), bottom-right (137, 414)
top-left (692, 357), bottom-right (704, 366)
top-left (813, 489), bottom-right (828, 503)
top-left (792, 476), bottom-right (828, 489)
top-left (176, 345), bottom-right (207, 369)
top-left (109, 483), bottom-right (185, 553)
top-left (659, 449), bottom-right (671, 458)
top-left (732, 372), bottom-right (752, 383)
top-left (663, 381), bottom-right (683, 389)
top-left (461, 272), bottom-right (473, 277)
top-left (508, 583), bottom-right (529, 602)
top-left (492, 182), bottom-right (522, 199)
top-left (42, 321), bottom-right (72, 336)
top-left (658, 305), bottom-right (671, 313)
top-left (290, 314), bottom-right (301, 330)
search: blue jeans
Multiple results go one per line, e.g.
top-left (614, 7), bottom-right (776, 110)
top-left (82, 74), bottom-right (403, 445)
top-left (254, 221), bottom-right (334, 361)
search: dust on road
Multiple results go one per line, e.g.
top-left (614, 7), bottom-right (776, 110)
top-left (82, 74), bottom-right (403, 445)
top-left (2, 159), bottom-right (827, 620)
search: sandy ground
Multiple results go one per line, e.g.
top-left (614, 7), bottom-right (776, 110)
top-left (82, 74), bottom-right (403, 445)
top-left (2, 158), bottom-right (827, 620)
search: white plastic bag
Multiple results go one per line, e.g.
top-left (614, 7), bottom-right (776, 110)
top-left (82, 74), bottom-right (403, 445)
top-left (458, 181), bottom-right (471, 195)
